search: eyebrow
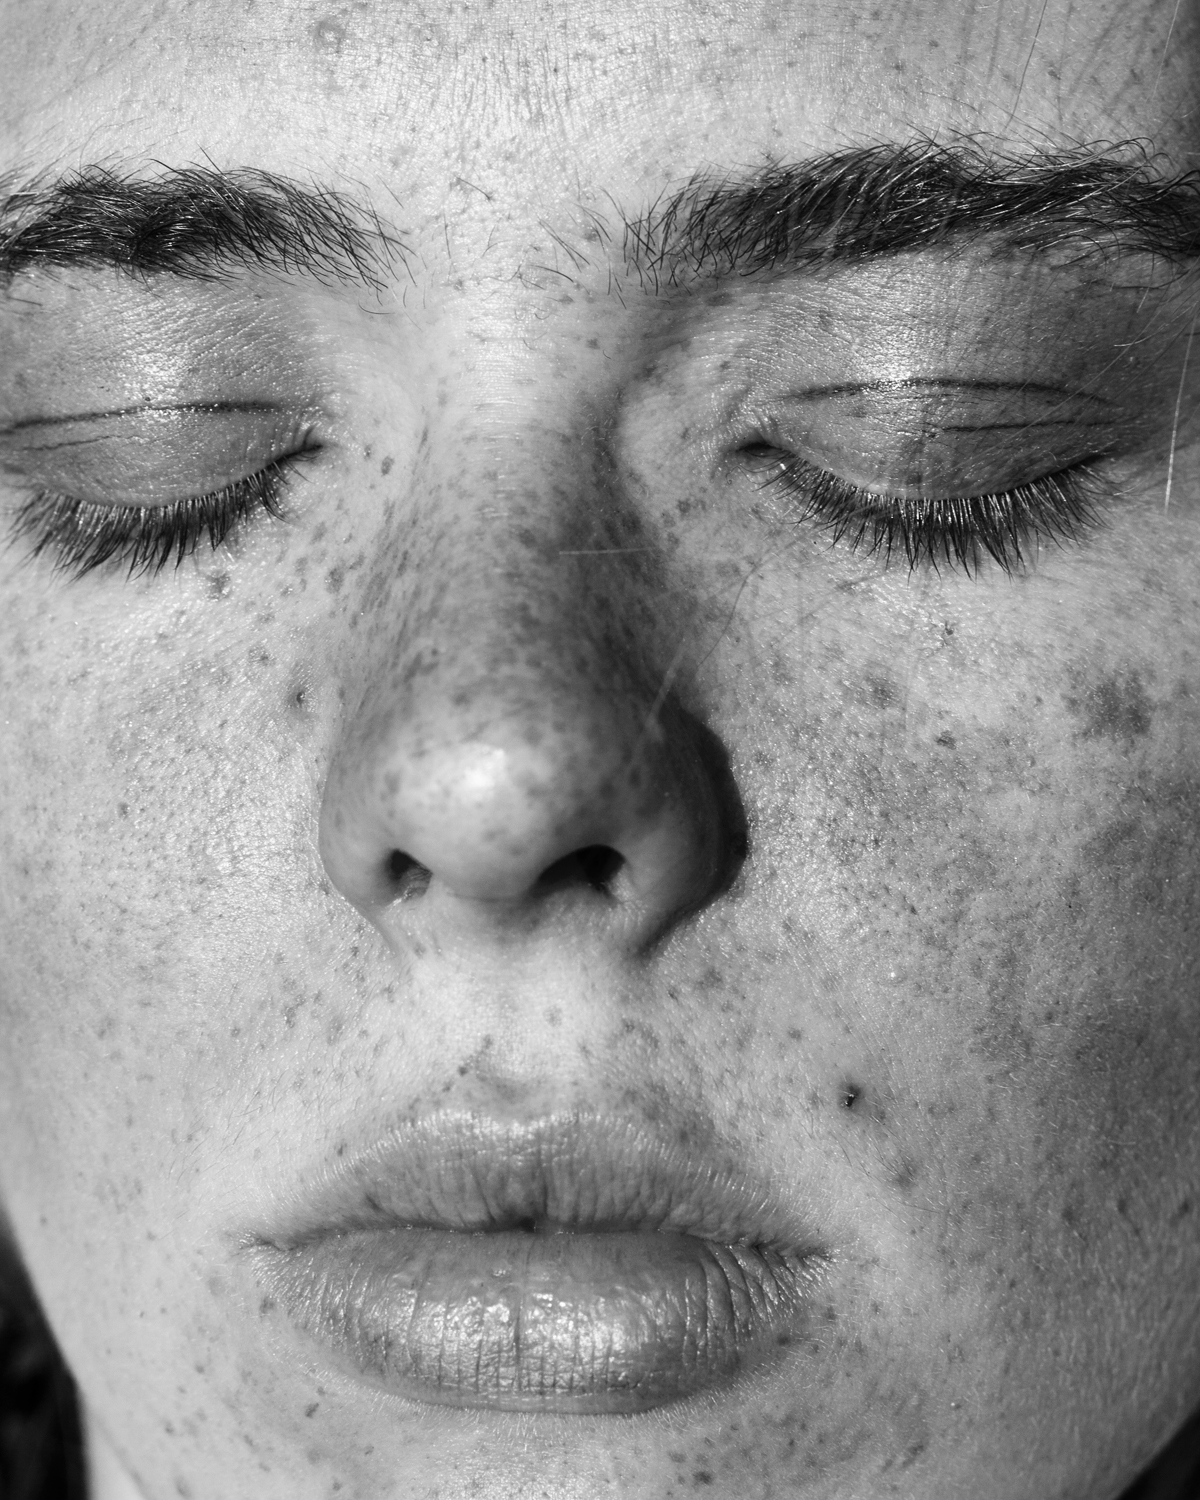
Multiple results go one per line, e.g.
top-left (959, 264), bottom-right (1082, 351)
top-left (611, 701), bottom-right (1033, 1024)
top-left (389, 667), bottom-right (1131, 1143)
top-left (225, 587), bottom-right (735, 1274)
top-left (2, 142), bottom-right (1197, 297)
top-left (622, 141), bottom-right (1200, 288)
top-left (0, 164), bottom-right (406, 289)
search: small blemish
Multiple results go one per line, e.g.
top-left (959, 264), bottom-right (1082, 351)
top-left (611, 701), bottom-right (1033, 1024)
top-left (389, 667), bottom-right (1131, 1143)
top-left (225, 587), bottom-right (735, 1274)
top-left (840, 1083), bottom-right (862, 1109)
top-left (259, 1296), bottom-right (277, 1316)
top-left (305, 1403), bottom-right (320, 1418)
top-left (325, 565), bottom-right (345, 594)
top-left (866, 673), bottom-right (900, 709)
top-left (206, 572), bottom-right (231, 600)
top-left (935, 731), bottom-right (956, 749)
top-left (312, 17), bottom-right (346, 50)
top-left (1067, 670), bottom-right (1153, 742)
top-left (380, 455), bottom-right (394, 476)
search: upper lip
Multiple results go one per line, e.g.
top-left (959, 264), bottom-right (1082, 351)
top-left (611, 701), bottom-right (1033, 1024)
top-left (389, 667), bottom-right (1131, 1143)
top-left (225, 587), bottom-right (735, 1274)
top-left (240, 1109), bottom-right (823, 1258)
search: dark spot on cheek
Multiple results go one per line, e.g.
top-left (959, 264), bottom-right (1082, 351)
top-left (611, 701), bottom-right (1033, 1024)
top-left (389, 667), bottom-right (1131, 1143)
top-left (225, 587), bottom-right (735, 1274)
top-left (380, 456), bottom-right (394, 476)
top-left (326, 566), bottom-right (345, 595)
top-left (935, 731), bottom-right (956, 749)
top-left (1066, 669), bottom-right (1153, 742)
top-left (865, 672), bottom-right (901, 710)
top-left (840, 1082), bottom-right (862, 1109)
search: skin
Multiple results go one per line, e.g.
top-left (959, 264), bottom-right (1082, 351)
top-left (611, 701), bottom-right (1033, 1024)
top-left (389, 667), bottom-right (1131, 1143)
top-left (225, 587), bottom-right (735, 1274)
top-left (1, 0), bottom-right (1199, 1497)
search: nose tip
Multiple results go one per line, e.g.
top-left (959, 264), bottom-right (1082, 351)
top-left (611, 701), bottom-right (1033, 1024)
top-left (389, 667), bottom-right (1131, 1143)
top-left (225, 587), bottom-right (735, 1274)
top-left (318, 705), bottom-right (738, 940)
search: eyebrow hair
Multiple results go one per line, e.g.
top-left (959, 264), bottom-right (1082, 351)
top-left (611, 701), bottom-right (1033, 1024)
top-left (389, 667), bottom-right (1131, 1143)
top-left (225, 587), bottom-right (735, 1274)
top-left (0, 164), bottom-right (406, 289)
top-left (623, 141), bottom-right (1200, 288)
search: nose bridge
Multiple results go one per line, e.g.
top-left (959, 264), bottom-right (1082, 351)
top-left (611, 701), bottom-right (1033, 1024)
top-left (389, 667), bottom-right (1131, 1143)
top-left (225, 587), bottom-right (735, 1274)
top-left (317, 392), bottom-right (740, 944)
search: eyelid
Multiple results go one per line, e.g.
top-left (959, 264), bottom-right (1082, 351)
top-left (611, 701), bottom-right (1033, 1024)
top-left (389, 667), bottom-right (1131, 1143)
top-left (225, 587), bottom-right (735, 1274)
top-left (779, 376), bottom-right (1117, 409)
top-left (736, 378), bottom-right (1134, 501)
top-left (0, 402), bottom-right (325, 508)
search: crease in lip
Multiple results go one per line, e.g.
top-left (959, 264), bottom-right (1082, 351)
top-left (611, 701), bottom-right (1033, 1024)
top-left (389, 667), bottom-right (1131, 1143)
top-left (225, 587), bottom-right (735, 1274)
top-left (240, 1109), bottom-right (823, 1256)
top-left (235, 1110), bottom-right (831, 1413)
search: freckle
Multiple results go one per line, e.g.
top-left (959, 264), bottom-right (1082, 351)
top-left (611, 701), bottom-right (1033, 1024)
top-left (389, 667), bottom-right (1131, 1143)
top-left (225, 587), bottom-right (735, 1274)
top-left (935, 731), bottom-right (956, 749)
top-left (206, 572), bottom-right (231, 600)
top-left (787, 1027), bottom-right (803, 1042)
top-left (305, 1403), bottom-right (320, 1417)
top-left (117, 802), bottom-right (130, 818)
top-left (866, 672), bottom-right (900, 709)
top-left (259, 1296), bottom-right (276, 1315)
top-left (380, 455), bottom-right (394, 476)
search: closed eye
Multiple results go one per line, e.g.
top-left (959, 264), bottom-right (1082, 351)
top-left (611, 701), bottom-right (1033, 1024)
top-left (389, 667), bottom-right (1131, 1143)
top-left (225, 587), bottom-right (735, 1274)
top-left (7, 443), bottom-right (320, 580)
top-left (743, 445), bottom-right (1105, 575)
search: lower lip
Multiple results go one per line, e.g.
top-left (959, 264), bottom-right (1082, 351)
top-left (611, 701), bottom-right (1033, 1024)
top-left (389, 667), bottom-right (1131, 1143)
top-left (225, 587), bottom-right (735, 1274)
top-left (250, 1225), bottom-right (820, 1413)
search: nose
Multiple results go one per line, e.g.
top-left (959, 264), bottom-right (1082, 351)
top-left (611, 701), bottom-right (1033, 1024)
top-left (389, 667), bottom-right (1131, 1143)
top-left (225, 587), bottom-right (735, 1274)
top-left (317, 532), bottom-right (741, 949)
top-left (320, 689), bottom-right (732, 928)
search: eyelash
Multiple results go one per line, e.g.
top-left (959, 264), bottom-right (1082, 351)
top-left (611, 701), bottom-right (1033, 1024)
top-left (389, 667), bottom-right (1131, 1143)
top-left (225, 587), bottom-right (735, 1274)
top-left (9, 446), bottom-right (320, 581)
top-left (7, 435), bottom-right (1103, 583)
top-left (749, 448), bottom-right (1104, 574)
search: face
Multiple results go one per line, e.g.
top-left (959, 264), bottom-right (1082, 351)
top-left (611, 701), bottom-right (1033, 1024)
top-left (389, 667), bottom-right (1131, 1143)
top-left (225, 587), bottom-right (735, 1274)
top-left (2, 1), bottom-right (1199, 1497)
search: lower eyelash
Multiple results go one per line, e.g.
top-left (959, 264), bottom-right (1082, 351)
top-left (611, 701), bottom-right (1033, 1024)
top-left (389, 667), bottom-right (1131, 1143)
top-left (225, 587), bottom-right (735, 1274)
top-left (754, 451), bottom-right (1104, 574)
top-left (8, 448), bottom-right (318, 582)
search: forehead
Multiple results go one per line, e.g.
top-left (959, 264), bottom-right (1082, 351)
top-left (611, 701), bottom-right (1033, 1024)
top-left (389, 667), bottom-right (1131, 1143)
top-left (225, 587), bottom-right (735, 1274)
top-left (0, 0), bottom-right (1195, 233)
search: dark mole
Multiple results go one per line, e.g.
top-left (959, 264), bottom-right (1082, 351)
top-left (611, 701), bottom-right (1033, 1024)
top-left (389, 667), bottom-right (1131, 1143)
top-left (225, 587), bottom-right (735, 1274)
top-left (840, 1083), bottom-right (862, 1109)
top-left (1067, 670), bottom-right (1153, 742)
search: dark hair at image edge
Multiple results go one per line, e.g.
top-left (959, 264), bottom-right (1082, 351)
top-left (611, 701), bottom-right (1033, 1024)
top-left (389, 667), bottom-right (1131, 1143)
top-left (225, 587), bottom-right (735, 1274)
top-left (1, 1233), bottom-right (86, 1500)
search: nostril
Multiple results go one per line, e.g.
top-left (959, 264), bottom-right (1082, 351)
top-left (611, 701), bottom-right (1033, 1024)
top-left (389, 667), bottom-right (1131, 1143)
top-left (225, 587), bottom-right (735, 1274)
top-left (535, 844), bottom-right (625, 896)
top-left (385, 849), bottom-right (433, 899)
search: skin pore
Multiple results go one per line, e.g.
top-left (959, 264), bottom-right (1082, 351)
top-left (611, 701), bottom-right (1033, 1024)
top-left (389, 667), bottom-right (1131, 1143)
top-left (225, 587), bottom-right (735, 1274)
top-left (1, 0), bottom-right (1200, 1497)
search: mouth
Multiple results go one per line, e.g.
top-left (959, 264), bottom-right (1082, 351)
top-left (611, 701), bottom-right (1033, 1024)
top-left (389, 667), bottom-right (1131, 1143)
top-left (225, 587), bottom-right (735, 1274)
top-left (237, 1111), bottom-right (829, 1414)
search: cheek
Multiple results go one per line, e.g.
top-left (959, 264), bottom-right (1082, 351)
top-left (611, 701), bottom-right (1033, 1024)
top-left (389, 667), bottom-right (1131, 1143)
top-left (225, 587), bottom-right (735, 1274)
top-left (726, 591), bottom-right (1200, 1270)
